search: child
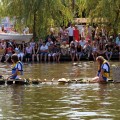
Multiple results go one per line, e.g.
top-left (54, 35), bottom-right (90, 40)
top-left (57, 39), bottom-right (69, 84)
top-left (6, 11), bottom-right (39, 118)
top-left (7, 54), bottom-right (23, 80)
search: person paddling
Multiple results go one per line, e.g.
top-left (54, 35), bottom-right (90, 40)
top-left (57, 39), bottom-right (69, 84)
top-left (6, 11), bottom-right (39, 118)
top-left (92, 56), bottom-right (110, 82)
top-left (7, 54), bottom-right (23, 80)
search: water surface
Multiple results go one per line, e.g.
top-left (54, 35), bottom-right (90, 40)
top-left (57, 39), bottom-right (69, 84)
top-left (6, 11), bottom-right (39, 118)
top-left (0, 61), bottom-right (120, 120)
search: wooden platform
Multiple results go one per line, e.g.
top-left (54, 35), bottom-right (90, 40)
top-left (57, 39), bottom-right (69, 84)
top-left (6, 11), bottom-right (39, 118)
top-left (0, 78), bottom-right (115, 85)
top-left (0, 79), bottom-right (30, 85)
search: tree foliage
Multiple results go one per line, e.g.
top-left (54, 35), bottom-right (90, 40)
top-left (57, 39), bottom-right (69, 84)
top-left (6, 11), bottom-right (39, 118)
top-left (85, 0), bottom-right (120, 34)
top-left (1, 0), bottom-right (75, 38)
top-left (0, 0), bottom-right (120, 37)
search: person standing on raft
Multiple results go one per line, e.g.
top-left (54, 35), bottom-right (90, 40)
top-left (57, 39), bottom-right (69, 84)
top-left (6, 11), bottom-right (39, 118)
top-left (7, 54), bottom-right (23, 80)
top-left (92, 56), bottom-right (110, 82)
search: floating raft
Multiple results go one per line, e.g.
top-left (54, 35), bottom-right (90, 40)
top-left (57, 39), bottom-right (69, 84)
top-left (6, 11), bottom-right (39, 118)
top-left (0, 79), bottom-right (29, 85)
top-left (0, 78), bottom-right (115, 85)
top-left (58, 78), bottom-right (114, 84)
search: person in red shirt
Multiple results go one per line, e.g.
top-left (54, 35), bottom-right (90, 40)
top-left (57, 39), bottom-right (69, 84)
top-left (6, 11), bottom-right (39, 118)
top-left (73, 26), bottom-right (80, 41)
top-left (5, 44), bottom-right (14, 62)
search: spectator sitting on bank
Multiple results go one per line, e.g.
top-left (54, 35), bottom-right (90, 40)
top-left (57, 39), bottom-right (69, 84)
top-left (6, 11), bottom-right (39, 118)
top-left (32, 43), bottom-right (39, 62)
top-left (25, 43), bottom-right (32, 62)
top-left (76, 43), bottom-right (84, 62)
top-left (55, 36), bottom-right (62, 46)
top-left (99, 36), bottom-right (103, 44)
top-left (61, 33), bottom-right (69, 43)
top-left (39, 42), bottom-right (48, 62)
top-left (0, 40), bottom-right (5, 62)
top-left (17, 44), bottom-right (25, 62)
top-left (70, 42), bottom-right (76, 62)
top-left (92, 41), bottom-right (98, 61)
top-left (5, 44), bottom-right (14, 62)
top-left (119, 48), bottom-right (120, 61)
top-left (105, 41), bottom-right (113, 61)
top-left (101, 35), bottom-right (108, 44)
top-left (48, 44), bottom-right (56, 62)
top-left (11, 40), bottom-right (17, 49)
top-left (38, 38), bottom-right (43, 47)
top-left (54, 44), bottom-right (61, 62)
top-left (94, 36), bottom-right (100, 45)
top-left (30, 38), bottom-right (35, 49)
top-left (70, 39), bottom-right (78, 48)
top-left (0, 39), bottom-right (6, 49)
top-left (112, 43), bottom-right (119, 56)
top-left (60, 41), bottom-right (69, 56)
top-left (20, 41), bottom-right (26, 53)
top-left (96, 42), bottom-right (105, 56)
top-left (78, 37), bottom-right (86, 50)
top-left (15, 45), bottom-right (20, 59)
top-left (116, 33), bottom-right (120, 47)
top-left (46, 37), bottom-right (53, 47)
top-left (17, 42), bottom-right (26, 62)
top-left (83, 40), bottom-right (92, 60)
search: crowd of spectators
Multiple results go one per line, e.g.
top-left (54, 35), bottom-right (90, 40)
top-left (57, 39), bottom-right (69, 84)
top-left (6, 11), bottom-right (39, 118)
top-left (0, 24), bottom-right (120, 63)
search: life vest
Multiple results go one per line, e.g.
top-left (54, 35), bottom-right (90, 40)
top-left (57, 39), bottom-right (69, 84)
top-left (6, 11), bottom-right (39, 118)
top-left (102, 61), bottom-right (110, 78)
top-left (97, 60), bottom-right (110, 78)
top-left (12, 61), bottom-right (23, 79)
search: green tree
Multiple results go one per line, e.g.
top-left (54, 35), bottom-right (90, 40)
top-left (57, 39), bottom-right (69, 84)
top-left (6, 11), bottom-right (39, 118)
top-left (1, 0), bottom-right (119, 37)
top-left (1, 0), bottom-right (73, 38)
top-left (86, 0), bottom-right (120, 34)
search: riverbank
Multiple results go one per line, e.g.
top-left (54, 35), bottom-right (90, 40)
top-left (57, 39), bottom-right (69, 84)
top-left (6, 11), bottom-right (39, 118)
top-left (2, 53), bottom-right (119, 63)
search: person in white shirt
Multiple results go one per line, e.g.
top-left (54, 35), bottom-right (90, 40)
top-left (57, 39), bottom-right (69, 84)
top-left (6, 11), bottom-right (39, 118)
top-left (23, 26), bottom-right (29, 34)
top-left (39, 42), bottom-right (48, 62)
top-left (81, 25), bottom-right (85, 38)
top-left (46, 37), bottom-right (53, 47)
top-left (66, 24), bottom-right (75, 44)
top-left (70, 39), bottom-right (78, 48)
top-left (25, 44), bottom-right (32, 62)
top-left (79, 37), bottom-right (86, 49)
top-left (0, 40), bottom-right (6, 49)
top-left (15, 46), bottom-right (24, 62)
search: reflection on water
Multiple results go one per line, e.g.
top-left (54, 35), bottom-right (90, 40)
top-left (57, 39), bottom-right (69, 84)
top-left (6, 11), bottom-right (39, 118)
top-left (0, 83), bottom-right (120, 119)
top-left (0, 61), bottom-right (120, 119)
top-left (23, 61), bottom-right (119, 81)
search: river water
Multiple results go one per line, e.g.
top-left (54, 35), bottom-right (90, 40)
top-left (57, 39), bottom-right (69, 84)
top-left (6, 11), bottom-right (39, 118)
top-left (0, 61), bottom-right (120, 120)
